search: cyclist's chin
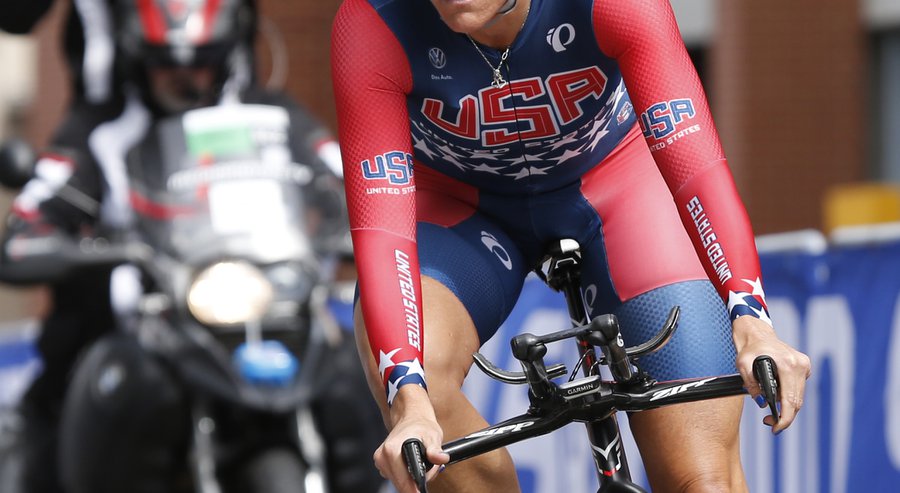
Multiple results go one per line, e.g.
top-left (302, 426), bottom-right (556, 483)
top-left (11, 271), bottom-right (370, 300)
top-left (430, 0), bottom-right (495, 33)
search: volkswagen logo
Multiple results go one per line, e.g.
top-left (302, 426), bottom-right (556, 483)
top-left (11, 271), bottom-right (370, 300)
top-left (428, 47), bottom-right (446, 69)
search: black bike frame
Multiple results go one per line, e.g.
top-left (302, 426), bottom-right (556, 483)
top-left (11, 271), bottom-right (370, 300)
top-left (548, 243), bottom-right (636, 483)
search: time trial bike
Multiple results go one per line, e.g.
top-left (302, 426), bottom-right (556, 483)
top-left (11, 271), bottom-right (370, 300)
top-left (402, 238), bottom-right (780, 493)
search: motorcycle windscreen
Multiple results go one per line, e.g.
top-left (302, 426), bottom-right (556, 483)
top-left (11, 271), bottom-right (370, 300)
top-left (126, 104), bottom-right (318, 266)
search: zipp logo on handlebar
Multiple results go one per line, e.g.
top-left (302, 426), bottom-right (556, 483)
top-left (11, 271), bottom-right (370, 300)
top-left (466, 421), bottom-right (536, 438)
top-left (650, 376), bottom-right (717, 401)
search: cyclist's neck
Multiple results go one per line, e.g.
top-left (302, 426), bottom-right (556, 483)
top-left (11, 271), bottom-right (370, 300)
top-left (467, 0), bottom-right (531, 50)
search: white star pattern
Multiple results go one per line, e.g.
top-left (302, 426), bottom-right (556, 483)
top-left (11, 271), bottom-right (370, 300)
top-left (378, 348), bottom-right (401, 379)
top-left (470, 149), bottom-right (503, 160)
top-left (727, 290), bottom-right (773, 326)
top-left (511, 168), bottom-right (532, 180)
top-left (556, 148), bottom-right (582, 164)
top-left (741, 277), bottom-right (767, 304)
top-left (471, 163), bottom-right (503, 174)
top-left (585, 128), bottom-right (611, 154)
top-left (436, 144), bottom-right (460, 159)
top-left (442, 153), bottom-right (469, 172)
top-left (397, 358), bottom-right (426, 379)
top-left (549, 133), bottom-right (579, 151)
top-left (507, 153), bottom-right (547, 166)
top-left (726, 290), bottom-right (746, 314)
top-left (385, 358), bottom-right (427, 404)
top-left (387, 376), bottom-right (402, 404)
top-left (413, 135), bottom-right (439, 161)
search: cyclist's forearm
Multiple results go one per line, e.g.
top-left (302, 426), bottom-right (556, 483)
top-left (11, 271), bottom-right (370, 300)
top-left (352, 228), bottom-right (427, 404)
top-left (671, 161), bottom-right (772, 323)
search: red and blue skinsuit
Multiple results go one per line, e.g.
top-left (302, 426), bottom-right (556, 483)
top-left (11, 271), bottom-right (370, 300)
top-left (332, 0), bottom-right (771, 403)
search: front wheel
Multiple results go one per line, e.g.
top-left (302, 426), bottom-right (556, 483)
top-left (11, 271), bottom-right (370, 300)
top-left (236, 448), bottom-right (310, 493)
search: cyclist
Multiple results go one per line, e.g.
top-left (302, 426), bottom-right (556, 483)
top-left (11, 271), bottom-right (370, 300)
top-left (0, 1), bottom-right (380, 492)
top-left (330, 0), bottom-right (812, 492)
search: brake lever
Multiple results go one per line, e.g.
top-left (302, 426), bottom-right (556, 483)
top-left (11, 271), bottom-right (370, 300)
top-left (402, 438), bottom-right (432, 493)
top-left (753, 355), bottom-right (780, 425)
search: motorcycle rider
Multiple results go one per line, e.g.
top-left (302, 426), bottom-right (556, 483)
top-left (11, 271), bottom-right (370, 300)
top-left (0, 0), bottom-right (382, 492)
top-left (1, 2), bottom-right (264, 492)
top-left (0, 0), bottom-right (260, 104)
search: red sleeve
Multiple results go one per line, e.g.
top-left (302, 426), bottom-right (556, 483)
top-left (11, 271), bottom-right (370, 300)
top-left (594, 0), bottom-right (770, 324)
top-left (331, 0), bottom-right (427, 402)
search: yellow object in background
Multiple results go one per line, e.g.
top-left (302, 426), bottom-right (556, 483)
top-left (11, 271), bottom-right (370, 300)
top-left (823, 183), bottom-right (900, 233)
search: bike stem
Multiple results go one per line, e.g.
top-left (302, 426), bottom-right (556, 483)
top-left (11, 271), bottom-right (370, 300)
top-left (540, 240), bottom-right (638, 484)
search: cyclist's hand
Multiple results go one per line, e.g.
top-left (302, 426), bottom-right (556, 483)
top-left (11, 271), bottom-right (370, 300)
top-left (374, 385), bottom-right (449, 493)
top-left (732, 315), bottom-right (811, 434)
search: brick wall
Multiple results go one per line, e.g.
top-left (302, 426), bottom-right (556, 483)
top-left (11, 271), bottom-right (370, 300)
top-left (710, 0), bottom-right (868, 233)
top-left (256, 0), bottom-right (343, 132)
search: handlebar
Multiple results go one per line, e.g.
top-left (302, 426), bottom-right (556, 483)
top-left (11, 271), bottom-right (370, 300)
top-left (402, 438), bottom-right (431, 493)
top-left (753, 355), bottom-right (780, 424)
top-left (0, 234), bottom-right (152, 285)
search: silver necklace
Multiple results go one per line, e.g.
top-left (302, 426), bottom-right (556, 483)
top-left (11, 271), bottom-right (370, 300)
top-left (467, 38), bottom-right (510, 89)
top-left (466, 2), bottom-right (530, 89)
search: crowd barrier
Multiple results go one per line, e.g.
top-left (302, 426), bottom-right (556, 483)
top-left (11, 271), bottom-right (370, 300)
top-left (1, 227), bottom-right (899, 492)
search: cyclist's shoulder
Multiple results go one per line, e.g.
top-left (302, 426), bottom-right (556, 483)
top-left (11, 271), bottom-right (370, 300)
top-left (587, 0), bottom-right (687, 62)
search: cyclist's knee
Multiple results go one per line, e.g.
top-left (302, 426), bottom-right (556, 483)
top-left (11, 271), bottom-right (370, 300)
top-left (673, 470), bottom-right (746, 493)
top-left (422, 369), bottom-right (468, 418)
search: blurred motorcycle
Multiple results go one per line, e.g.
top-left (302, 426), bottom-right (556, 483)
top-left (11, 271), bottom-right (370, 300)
top-left (2, 103), bottom-right (355, 493)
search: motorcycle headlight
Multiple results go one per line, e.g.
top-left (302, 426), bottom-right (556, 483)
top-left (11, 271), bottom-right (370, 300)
top-left (187, 261), bottom-right (274, 326)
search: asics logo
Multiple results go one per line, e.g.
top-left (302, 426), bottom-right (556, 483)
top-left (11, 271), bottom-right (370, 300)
top-left (481, 231), bottom-right (513, 270)
top-left (428, 47), bottom-right (446, 69)
top-left (546, 23), bottom-right (576, 52)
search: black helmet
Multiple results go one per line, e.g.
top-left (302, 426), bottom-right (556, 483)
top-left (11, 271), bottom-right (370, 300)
top-left (114, 0), bottom-right (254, 112)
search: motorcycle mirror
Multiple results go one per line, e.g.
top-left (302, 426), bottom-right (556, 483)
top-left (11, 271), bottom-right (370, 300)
top-left (0, 138), bottom-right (36, 189)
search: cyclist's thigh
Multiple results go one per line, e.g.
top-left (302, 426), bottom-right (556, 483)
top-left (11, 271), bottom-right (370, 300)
top-left (578, 126), bottom-right (736, 380)
top-left (415, 167), bottom-right (531, 345)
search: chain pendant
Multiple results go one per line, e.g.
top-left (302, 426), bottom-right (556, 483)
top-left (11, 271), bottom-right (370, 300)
top-left (492, 69), bottom-right (507, 89)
